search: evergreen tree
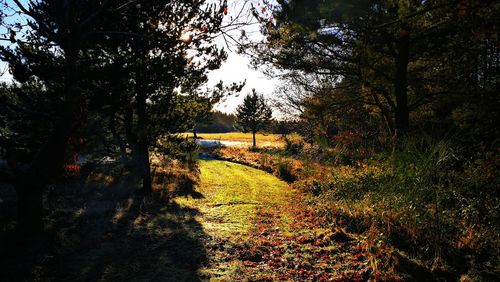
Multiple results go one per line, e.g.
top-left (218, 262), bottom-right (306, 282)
top-left (249, 0), bottom-right (499, 139)
top-left (0, 0), bottom-right (127, 235)
top-left (236, 89), bottom-right (272, 147)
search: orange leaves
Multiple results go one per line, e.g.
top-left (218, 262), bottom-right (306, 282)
top-left (229, 199), bottom-right (373, 281)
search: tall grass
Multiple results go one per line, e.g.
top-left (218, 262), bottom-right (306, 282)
top-left (212, 138), bottom-right (500, 279)
top-left (310, 137), bottom-right (500, 279)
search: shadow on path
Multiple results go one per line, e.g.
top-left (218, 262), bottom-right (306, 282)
top-left (1, 178), bottom-right (210, 282)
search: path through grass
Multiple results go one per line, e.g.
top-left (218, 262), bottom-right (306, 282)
top-left (4, 159), bottom-right (370, 282)
top-left (175, 160), bottom-right (291, 239)
top-left (174, 160), bottom-right (371, 281)
top-left (173, 159), bottom-right (292, 279)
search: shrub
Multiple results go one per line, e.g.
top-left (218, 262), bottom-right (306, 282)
top-left (313, 137), bottom-right (500, 279)
top-left (283, 136), bottom-right (304, 156)
top-left (275, 160), bottom-right (296, 182)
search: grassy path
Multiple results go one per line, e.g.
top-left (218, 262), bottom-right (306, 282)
top-left (175, 160), bottom-right (292, 239)
top-left (174, 159), bottom-right (292, 279)
top-left (10, 159), bottom-right (369, 281)
top-left (174, 160), bottom-right (370, 281)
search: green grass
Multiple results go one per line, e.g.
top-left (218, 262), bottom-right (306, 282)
top-left (174, 159), bottom-right (291, 238)
top-left (186, 132), bottom-right (281, 142)
top-left (173, 159), bottom-right (292, 279)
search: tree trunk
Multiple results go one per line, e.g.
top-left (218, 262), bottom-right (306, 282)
top-left (15, 181), bottom-right (44, 236)
top-left (135, 70), bottom-right (152, 194)
top-left (252, 131), bottom-right (256, 148)
top-left (15, 43), bottom-right (81, 236)
top-left (138, 141), bottom-right (151, 193)
top-left (394, 29), bottom-right (410, 137)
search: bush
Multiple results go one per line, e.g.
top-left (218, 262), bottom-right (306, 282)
top-left (283, 136), bottom-right (304, 156)
top-left (313, 137), bottom-right (500, 279)
top-left (275, 160), bottom-right (296, 182)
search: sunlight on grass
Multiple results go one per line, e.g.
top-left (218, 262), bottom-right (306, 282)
top-left (185, 132), bottom-right (281, 142)
top-left (173, 160), bottom-right (292, 279)
top-left (174, 160), bottom-right (291, 238)
top-left (183, 132), bottom-right (303, 148)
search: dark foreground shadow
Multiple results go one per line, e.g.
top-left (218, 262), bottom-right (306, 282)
top-left (0, 174), bottom-right (209, 282)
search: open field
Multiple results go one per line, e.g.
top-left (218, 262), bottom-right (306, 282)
top-left (183, 132), bottom-right (287, 147)
top-left (185, 132), bottom-right (281, 142)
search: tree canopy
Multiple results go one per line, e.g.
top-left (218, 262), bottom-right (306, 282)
top-left (249, 0), bottom-right (499, 139)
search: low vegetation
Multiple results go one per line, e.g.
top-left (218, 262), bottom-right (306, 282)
top-left (210, 136), bottom-right (500, 281)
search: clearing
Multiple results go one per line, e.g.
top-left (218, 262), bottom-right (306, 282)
top-left (183, 132), bottom-right (301, 148)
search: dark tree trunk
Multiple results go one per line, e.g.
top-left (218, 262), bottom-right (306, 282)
top-left (124, 104), bottom-right (150, 193)
top-left (14, 44), bottom-right (81, 235)
top-left (15, 181), bottom-right (43, 236)
top-left (139, 142), bottom-right (151, 193)
top-left (394, 29), bottom-right (410, 137)
top-left (135, 74), bottom-right (152, 193)
top-left (252, 131), bottom-right (256, 148)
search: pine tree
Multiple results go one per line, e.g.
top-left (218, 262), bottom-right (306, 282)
top-left (0, 0), bottom-right (125, 236)
top-left (236, 89), bottom-right (272, 147)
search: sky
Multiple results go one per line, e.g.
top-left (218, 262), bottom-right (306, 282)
top-left (207, 48), bottom-right (280, 114)
top-left (0, 0), bottom-right (281, 114)
top-left (209, 0), bottom-right (282, 114)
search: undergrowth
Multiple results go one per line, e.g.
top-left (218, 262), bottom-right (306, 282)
top-left (211, 137), bottom-right (500, 281)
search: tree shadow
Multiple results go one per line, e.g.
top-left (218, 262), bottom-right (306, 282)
top-left (174, 179), bottom-right (204, 199)
top-left (0, 171), bottom-right (210, 282)
top-left (153, 166), bottom-right (204, 200)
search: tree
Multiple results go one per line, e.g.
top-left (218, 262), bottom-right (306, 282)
top-left (0, 0), bottom-right (129, 236)
top-left (0, 0), bottom-right (237, 233)
top-left (248, 0), bottom-right (498, 139)
top-left (195, 111), bottom-right (238, 133)
top-left (236, 89), bottom-right (272, 147)
top-left (88, 1), bottom-right (241, 194)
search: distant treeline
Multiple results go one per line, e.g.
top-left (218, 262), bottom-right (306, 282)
top-left (195, 111), bottom-right (302, 135)
top-left (195, 111), bottom-right (237, 133)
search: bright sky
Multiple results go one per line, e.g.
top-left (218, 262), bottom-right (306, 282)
top-left (208, 51), bottom-right (279, 114)
top-left (207, 0), bottom-right (281, 113)
top-left (0, 0), bottom-right (280, 114)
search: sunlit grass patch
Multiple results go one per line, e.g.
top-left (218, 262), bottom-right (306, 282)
top-left (185, 132), bottom-right (281, 142)
top-left (171, 159), bottom-right (293, 279)
top-left (174, 159), bottom-right (291, 238)
top-left (182, 132), bottom-right (302, 148)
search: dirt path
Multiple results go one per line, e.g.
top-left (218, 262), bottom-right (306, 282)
top-left (174, 160), bottom-right (370, 281)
